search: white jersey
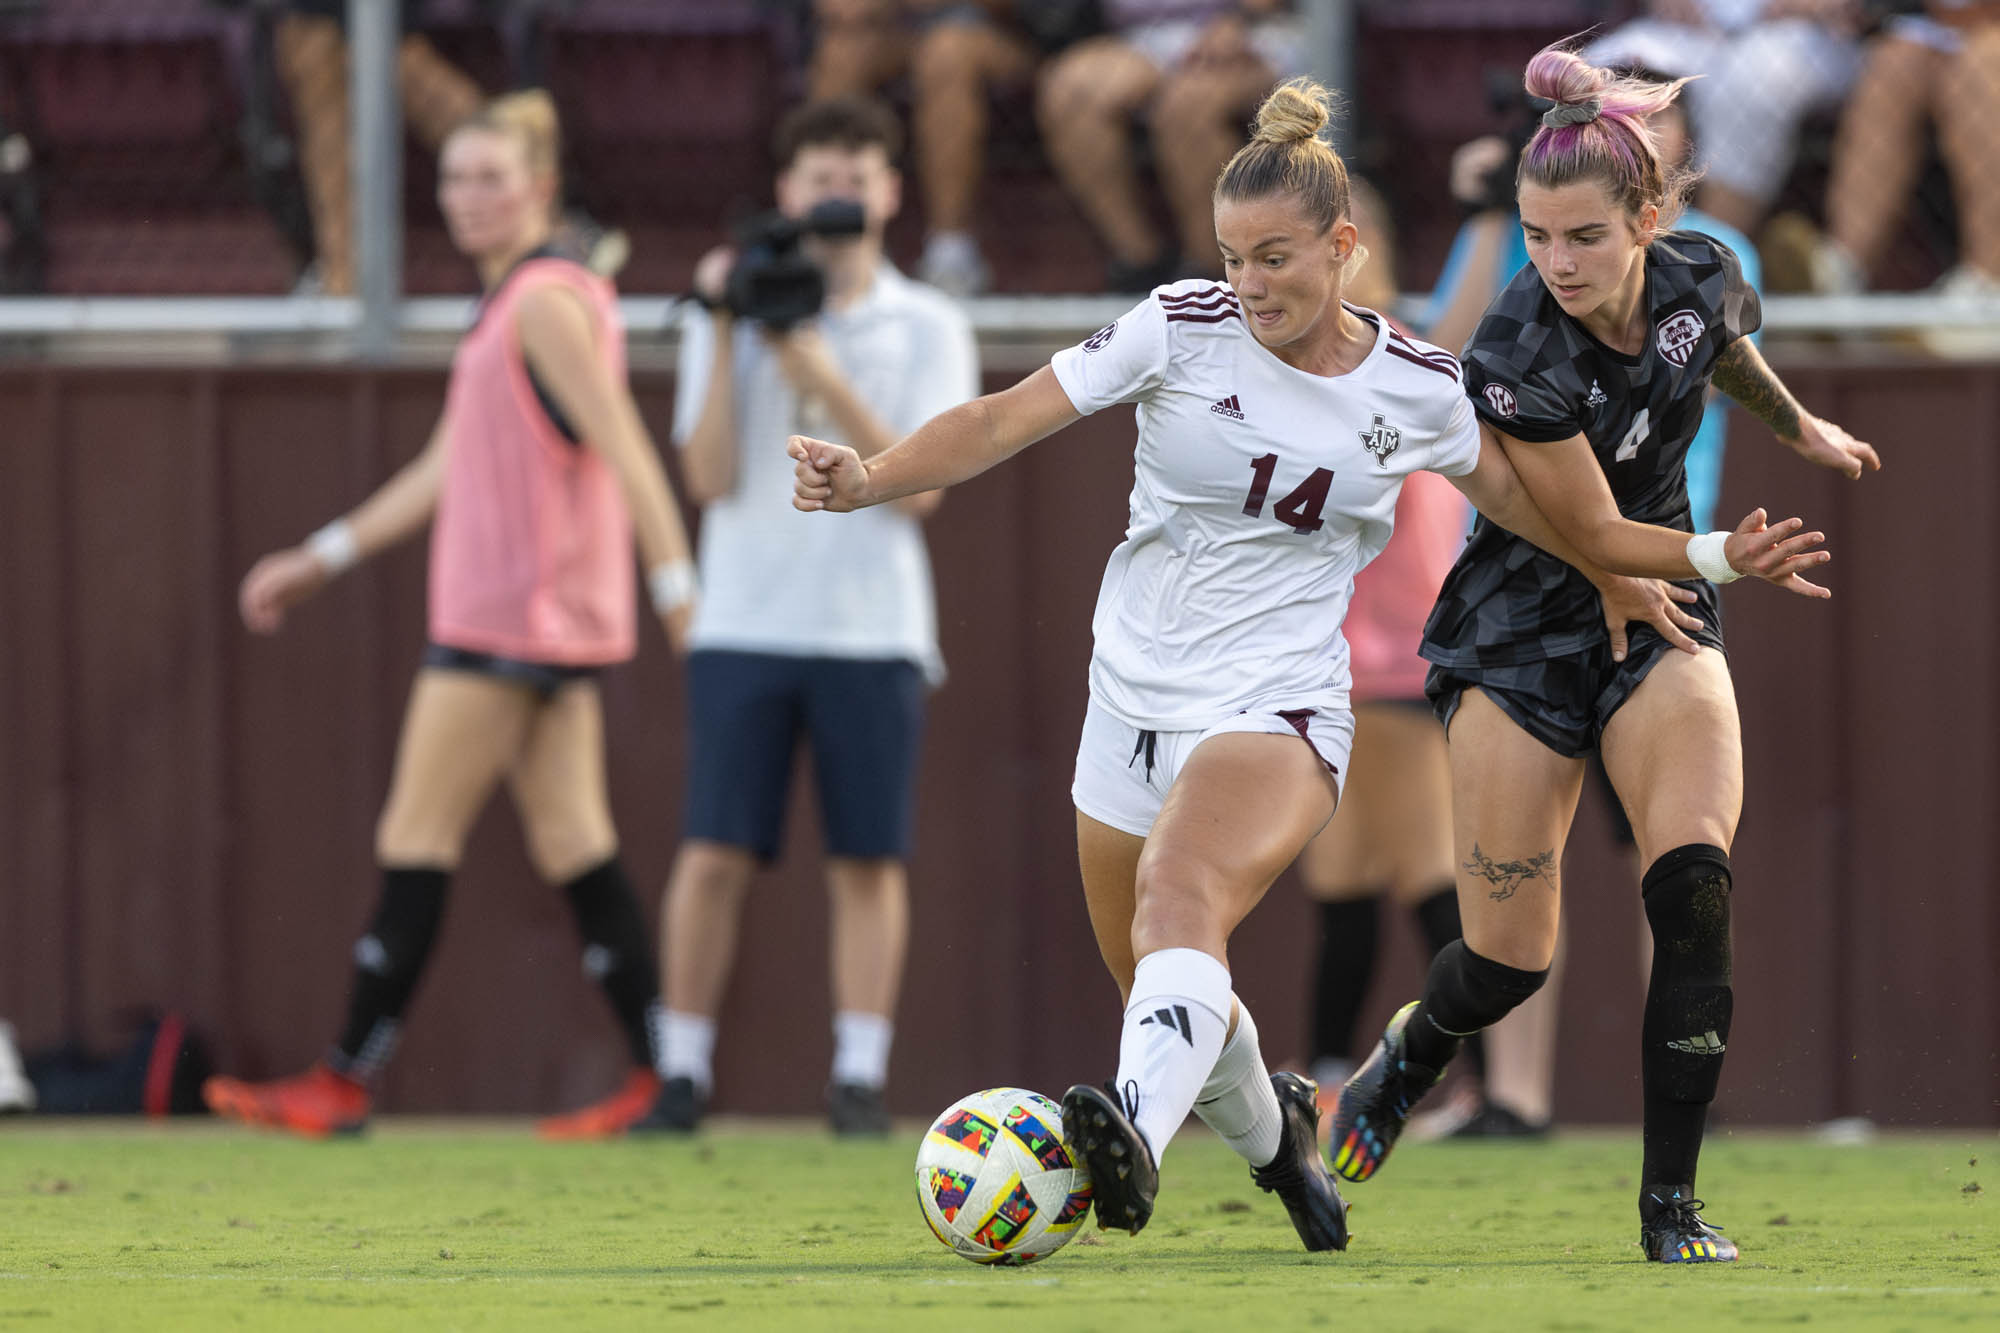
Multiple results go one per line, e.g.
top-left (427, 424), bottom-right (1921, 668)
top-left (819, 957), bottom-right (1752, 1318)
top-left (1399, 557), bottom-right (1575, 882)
top-left (1049, 280), bottom-right (1482, 731)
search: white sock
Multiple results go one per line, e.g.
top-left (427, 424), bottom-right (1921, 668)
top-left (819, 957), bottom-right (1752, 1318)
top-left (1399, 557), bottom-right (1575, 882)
top-left (1192, 998), bottom-right (1285, 1167)
top-left (656, 1009), bottom-right (715, 1092)
top-left (1116, 947), bottom-right (1233, 1166)
top-left (921, 230), bottom-right (978, 265)
top-left (831, 1011), bottom-right (893, 1089)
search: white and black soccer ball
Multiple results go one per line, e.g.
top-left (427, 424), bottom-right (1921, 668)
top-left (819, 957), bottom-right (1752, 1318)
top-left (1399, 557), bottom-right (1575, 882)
top-left (914, 1087), bottom-right (1092, 1265)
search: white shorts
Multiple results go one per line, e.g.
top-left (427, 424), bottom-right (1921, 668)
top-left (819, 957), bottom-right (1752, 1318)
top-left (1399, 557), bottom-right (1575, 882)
top-left (1071, 695), bottom-right (1353, 838)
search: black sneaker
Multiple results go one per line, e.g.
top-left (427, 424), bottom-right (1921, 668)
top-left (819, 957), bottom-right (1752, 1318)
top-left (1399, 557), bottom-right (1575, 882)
top-left (1250, 1072), bottom-right (1351, 1252)
top-left (1445, 1099), bottom-right (1551, 1140)
top-left (1329, 1001), bottom-right (1442, 1182)
top-left (1061, 1081), bottom-right (1158, 1236)
top-left (1640, 1185), bottom-right (1739, 1263)
top-left (827, 1081), bottom-right (891, 1136)
top-left (630, 1075), bottom-right (705, 1133)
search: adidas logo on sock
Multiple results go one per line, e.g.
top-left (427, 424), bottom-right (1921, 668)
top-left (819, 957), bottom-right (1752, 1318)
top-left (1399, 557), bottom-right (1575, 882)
top-left (1209, 394), bottom-right (1245, 420)
top-left (1667, 1030), bottom-right (1727, 1055)
top-left (1138, 1004), bottom-right (1194, 1045)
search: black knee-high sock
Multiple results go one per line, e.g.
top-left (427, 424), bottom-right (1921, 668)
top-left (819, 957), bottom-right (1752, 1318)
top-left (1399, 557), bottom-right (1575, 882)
top-left (562, 857), bottom-right (661, 1070)
top-left (1311, 896), bottom-right (1382, 1066)
top-left (328, 867), bottom-right (450, 1083)
top-left (1409, 885), bottom-right (1488, 1082)
top-left (1403, 940), bottom-right (1547, 1073)
top-left (1639, 844), bottom-right (1733, 1199)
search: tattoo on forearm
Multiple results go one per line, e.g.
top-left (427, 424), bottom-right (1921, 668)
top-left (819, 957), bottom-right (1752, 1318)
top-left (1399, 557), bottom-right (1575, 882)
top-left (1711, 340), bottom-right (1802, 438)
top-left (1463, 844), bottom-right (1558, 902)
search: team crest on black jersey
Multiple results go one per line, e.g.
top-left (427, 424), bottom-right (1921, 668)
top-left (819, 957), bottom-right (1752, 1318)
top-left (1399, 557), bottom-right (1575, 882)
top-left (1656, 310), bottom-right (1705, 367)
top-left (1483, 382), bottom-right (1518, 417)
top-left (1084, 321), bottom-right (1117, 352)
top-left (1359, 412), bottom-right (1400, 466)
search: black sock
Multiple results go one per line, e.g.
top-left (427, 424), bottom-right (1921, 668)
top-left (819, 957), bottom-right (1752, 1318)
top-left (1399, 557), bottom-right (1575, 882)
top-left (1311, 896), bottom-right (1381, 1066)
top-left (1409, 885), bottom-right (1488, 1081)
top-left (562, 857), bottom-right (661, 1070)
top-left (1640, 844), bottom-right (1733, 1196)
top-left (1403, 940), bottom-right (1547, 1073)
top-left (328, 866), bottom-right (450, 1083)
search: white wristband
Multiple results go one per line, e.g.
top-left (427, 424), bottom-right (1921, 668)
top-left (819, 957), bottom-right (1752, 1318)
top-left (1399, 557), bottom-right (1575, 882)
top-left (1686, 531), bottom-right (1741, 584)
top-left (305, 519), bottom-right (359, 575)
top-left (648, 560), bottom-right (698, 613)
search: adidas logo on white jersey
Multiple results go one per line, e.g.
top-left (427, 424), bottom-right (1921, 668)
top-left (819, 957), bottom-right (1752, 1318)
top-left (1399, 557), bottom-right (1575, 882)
top-left (1209, 394), bottom-right (1245, 421)
top-left (1666, 1030), bottom-right (1727, 1055)
top-left (1586, 379), bottom-right (1609, 407)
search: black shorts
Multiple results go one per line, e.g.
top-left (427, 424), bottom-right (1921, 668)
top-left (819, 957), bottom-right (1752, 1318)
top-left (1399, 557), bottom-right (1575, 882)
top-left (422, 642), bottom-right (598, 700)
top-left (683, 649), bottom-right (927, 863)
top-left (1424, 588), bottom-right (1726, 760)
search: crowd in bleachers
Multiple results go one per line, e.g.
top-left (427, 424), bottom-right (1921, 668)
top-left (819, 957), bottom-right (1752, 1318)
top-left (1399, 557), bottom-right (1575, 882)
top-left (0, 0), bottom-right (1994, 302)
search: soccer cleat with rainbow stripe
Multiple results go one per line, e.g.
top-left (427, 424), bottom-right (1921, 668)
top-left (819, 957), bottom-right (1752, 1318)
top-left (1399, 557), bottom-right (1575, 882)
top-left (1640, 1187), bottom-right (1739, 1263)
top-left (1328, 1000), bottom-right (1442, 1183)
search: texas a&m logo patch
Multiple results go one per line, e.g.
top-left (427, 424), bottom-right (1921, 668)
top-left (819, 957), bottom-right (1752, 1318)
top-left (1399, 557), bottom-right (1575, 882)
top-left (1656, 310), bottom-right (1705, 367)
top-left (1083, 322), bottom-right (1117, 353)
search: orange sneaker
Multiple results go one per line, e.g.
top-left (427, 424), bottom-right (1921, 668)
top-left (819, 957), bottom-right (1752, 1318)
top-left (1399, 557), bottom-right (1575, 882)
top-left (537, 1068), bottom-right (661, 1140)
top-left (203, 1064), bottom-right (370, 1138)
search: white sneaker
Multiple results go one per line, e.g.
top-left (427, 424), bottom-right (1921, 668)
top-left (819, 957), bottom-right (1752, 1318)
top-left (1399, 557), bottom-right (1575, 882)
top-left (0, 1022), bottom-right (34, 1113)
top-left (918, 231), bottom-right (990, 300)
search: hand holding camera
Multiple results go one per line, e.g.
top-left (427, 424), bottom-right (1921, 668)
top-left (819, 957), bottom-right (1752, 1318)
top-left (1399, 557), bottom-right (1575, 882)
top-left (698, 199), bottom-right (869, 329)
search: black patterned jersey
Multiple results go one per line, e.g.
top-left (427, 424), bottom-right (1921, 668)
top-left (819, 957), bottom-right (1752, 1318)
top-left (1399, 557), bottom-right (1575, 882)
top-left (1421, 230), bottom-right (1761, 668)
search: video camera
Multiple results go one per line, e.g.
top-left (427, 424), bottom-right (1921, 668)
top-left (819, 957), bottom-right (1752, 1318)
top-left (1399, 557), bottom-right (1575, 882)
top-left (1466, 67), bottom-right (1554, 215)
top-left (722, 199), bottom-right (868, 328)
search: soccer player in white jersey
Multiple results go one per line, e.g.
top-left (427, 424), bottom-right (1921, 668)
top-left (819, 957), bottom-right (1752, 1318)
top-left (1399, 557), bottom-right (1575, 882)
top-left (790, 78), bottom-right (1830, 1251)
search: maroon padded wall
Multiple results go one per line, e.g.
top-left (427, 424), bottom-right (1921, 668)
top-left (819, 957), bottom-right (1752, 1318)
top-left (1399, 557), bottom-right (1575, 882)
top-left (1, 356), bottom-right (1994, 1126)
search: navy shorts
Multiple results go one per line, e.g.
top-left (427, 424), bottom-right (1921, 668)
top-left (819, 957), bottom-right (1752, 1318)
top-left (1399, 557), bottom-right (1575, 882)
top-left (422, 642), bottom-right (596, 700)
top-left (683, 649), bottom-right (927, 863)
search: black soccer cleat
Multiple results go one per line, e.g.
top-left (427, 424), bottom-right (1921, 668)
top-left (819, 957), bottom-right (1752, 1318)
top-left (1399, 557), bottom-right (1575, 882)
top-left (1061, 1081), bottom-right (1158, 1236)
top-left (1640, 1185), bottom-right (1739, 1263)
top-left (1329, 1001), bottom-right (1443, 1183)
top-left (630, 1075), bottom-right (706, 1134)
top-left (827, 1081), bottom-right (891, 1136)
top-left (1251, 1072), bottom-right (1351, 1252)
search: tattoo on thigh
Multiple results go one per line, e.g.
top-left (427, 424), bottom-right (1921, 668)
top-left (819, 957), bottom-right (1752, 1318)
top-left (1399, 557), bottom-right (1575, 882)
top-left (1463, 844), bottom-right (1558, 902)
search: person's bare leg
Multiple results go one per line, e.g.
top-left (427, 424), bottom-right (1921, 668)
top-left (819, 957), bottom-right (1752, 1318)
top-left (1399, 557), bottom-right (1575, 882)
top-left (1938, 29), bottom-right (2000, 278)
top-left (827, 856), bottom-right (908, 1018)
top-left (274, 14), bottom-right (353, 294)
top-left (1150, 60), bottom-right (1272, 276)
top-left (1037, 38), bottom-right (1170, 267)
top-left (396, 34), bottom-right (485, 150)
top-left (810, 0), bottom-right (908, 99)
top-left (374, 670), bottom-right (537, 867)
top-left (507, 682), bottom-right (618, 886)
top-left (911, 20), bottom-right (1036, 235)
top-left (660, 840), bottom-right (758, 1017)
top-left (1827, 36), bottom-right (1938, 279)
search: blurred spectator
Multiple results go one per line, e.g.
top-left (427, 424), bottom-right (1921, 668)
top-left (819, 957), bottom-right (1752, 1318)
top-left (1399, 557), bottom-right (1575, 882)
top-left (1038, 0), bottom-right (1308, 290)
top-left (808, 0), bottom-right (1043, 296)
top-left (275, 1), bottom-right (485, 293)
top-left (642, 96), bottom-right (976, 1137)
top-left (0, 1021), bottom-right (33, 1113)
top-left (1809, 2), bottom-right (2000, 295)
top-left (1585, 1), bottom-right (1862, 237)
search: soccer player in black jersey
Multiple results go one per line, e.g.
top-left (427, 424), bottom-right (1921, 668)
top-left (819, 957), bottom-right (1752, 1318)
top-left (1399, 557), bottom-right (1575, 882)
top-left (1330, 45), bottom-right (1880, 1264)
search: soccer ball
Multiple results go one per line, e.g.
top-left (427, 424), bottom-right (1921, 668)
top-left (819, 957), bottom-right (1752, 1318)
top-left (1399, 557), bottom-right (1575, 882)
top-left (914, 1087), bottom-right (1093, 1265)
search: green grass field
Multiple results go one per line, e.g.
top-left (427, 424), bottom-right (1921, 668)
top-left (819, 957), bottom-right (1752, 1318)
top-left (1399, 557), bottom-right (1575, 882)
top-left (2, 1120), bottom-right (1993, 1331)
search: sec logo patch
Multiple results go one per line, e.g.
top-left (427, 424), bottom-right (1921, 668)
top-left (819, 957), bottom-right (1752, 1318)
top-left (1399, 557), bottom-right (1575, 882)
top-left (1483, 382), bottom-right (1518, 417)
top-left (1656, 310), bottom-right (1705, 367)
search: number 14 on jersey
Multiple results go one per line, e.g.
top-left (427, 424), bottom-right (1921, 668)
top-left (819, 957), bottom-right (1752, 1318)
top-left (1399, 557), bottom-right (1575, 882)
top-left (1242, 453), bottom-right (1334, 535)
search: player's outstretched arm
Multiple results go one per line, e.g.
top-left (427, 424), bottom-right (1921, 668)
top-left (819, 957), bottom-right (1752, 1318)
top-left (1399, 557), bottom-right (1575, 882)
top-left (1454, 423), bottom-right (1836, 598)
top-left (791, 364), bottom-right (1080, 512)
top-left (239, 419), bottom-right (449, 634)
top-left (1710, 338), bottom-right (1881, 478)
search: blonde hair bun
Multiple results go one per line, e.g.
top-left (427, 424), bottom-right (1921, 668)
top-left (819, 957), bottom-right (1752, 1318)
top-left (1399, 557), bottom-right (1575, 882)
top-left (1251, 77), bottom-right (1334, 147)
